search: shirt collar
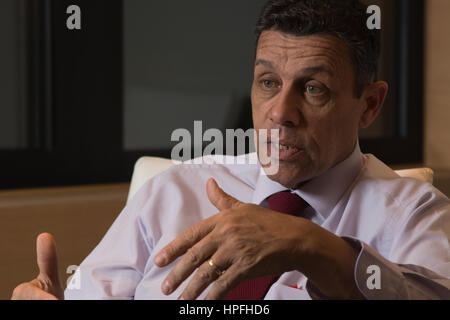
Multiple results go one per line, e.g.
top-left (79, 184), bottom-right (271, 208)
top-left (251, 142), bottom-right (363, 220)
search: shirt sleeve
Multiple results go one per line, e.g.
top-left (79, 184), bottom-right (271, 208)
top-left (344, 237), bottom-right (450, 300)
top-left (306, 237), bottom-right (450, 300)
top-left (64, 182), bottom-right (153, 300)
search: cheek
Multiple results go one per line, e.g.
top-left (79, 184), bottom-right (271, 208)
top-left (302, 106), bottom-right (340, 161)
top-left (251, 89), bottom-right (260, 123)
top-left (251, 95), bottom-right (270, 128)
top-left (307, 106), bottom-right (359, 167)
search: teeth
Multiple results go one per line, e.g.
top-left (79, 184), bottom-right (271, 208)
top-left (271, 142), bottom-right (293, 150)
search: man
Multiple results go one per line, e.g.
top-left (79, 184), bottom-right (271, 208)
top-left (12, 0), bottom-right (450, 300)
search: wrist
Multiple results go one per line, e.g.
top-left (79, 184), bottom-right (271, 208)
top-left (295, 223), bottom-right (363, 299)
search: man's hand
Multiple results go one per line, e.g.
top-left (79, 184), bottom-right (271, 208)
top-left (155, 179), bottom-right (362, 300)
top-left (11, 233), bottom-right (64, 300)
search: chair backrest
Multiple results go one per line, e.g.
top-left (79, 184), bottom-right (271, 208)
top-left (127, 157), bottom-right (434, 203)
top-left (394, 168), bottom-right (434, 184)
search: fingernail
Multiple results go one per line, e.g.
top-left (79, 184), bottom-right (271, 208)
top-left (162, 280), bottom-right (172, 295)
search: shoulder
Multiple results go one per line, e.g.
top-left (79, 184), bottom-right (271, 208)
top-left (352, 154), bottom-right (450, 222)
top-left (135, 153), bottom-right (260, 204)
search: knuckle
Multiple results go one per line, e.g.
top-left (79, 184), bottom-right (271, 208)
top-left (238, 255), bottom-right (257, 269)
top-left (182, 227), bottom-right (199, 244)
top-left (186, 247), bottom-right (201, 266)
top-left (219, 221), bottom-right (241, 237)
top-left (220, 198), bottom-right (234, 210)
top-left (38, 277), bottom-right (51, 291)
top-left (228, 236), bottom-right (254, 257)
top-left (215, 276), bottom-right (231, 292)
top-left (230, 236), bottom-right (247, 249)
top-left (218, 208), bottom-right (233, 218)
top-left (197, 267), bottom-right (213, 282)
top-left (198, 270), bottom-right (211, 283)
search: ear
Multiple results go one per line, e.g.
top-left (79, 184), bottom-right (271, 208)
top-left (359, 81), bottom-right (389, 129)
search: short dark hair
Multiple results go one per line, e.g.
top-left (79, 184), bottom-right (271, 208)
top-left (255, 0), bottom-right (380, 97)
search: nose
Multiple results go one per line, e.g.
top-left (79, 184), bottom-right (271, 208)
top-left (268, 84), bottom-right (302, 127)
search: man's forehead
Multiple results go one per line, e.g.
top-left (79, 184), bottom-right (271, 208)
top-left (255, 30), bottom-right (351, 73)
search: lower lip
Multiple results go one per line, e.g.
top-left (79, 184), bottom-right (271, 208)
top-left (267, 143), bottom-right (303, 161)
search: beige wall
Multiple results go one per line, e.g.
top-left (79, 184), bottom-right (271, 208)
top-left (0, 184), bottom-right (129, 299)
top-left (425, 0), bottom-right (450, 169)
top-left (424, 0), bottom-right (450, 197)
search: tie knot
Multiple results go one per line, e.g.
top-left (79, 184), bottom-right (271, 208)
top-left (267, 191), bottom-right (307, 217)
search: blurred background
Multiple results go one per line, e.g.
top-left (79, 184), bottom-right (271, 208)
top-left (0, 0), bottom-right (449, 299)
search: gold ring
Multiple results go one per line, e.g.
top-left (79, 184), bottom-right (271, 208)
top-left (208, 258), bottom-right (223, 276)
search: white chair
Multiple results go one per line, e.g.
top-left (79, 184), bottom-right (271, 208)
top-left (127, 157), bottom-right (434, 203)
top-left (394, 168), bottom-right (434, 184)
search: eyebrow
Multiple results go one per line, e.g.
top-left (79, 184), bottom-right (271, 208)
top-left (255, 59), bottom-right (334, 76)
top-left (255, 59), bottom-right (275, 69)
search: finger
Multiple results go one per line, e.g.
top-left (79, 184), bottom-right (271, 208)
top-left (205, 263), bottom-right (246, 300)
top-left (206, 178), bottom-right (242, 211)
top-left (161, 234), bottom-right (217, 295)
top-left (155, 216), bottom-right (216, 267)
top-left (178, 252), bottom-right (231, 300)
top-left (11, 281), bottom-right (58, 300)
top-left (36, 233), bottom-right (62, 288)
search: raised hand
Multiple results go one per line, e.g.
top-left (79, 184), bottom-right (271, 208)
top-left (11, 233), bottom-right (64, 300)
top-left (154, 179), bottom-right (312, 299)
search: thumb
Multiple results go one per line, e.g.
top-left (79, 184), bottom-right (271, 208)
top-left (206, 178), bottom-right (242, 211)
top-left (36, 233), bottom-right (62, 291)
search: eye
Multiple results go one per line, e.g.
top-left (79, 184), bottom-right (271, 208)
top-left (262, 80), bottom-right (276, 89)
top-left (305, 84), bottom-right (323, 95)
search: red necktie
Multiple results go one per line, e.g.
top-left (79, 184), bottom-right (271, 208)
top-left (224, 191), bottom-right (308, 300)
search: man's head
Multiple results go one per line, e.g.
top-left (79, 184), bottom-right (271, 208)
top-left (252, 0), bottom-right (388, 189)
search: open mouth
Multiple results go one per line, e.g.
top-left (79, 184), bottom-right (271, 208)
top-left (267, 141), bottom-right (303, 160)
top-left (273, 142), bottom-right (300, 151)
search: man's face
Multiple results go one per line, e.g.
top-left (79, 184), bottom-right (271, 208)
top-left (252, 31), bottom-right (366, 189)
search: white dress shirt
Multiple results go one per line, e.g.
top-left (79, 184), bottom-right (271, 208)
top-left (65, 144), bottom-right (450, 299)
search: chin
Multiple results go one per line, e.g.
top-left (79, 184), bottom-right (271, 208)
top-left (265, 167), bottom-right (304, 189)
top-left (268, 175), bottom-right (299, 189)
top-left (265, 159), bottom-right (320, 189)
